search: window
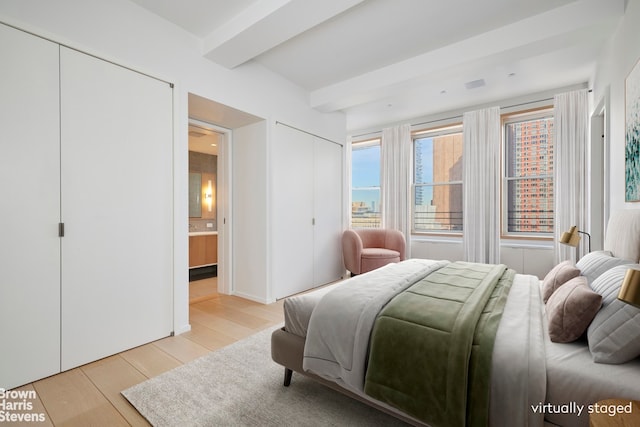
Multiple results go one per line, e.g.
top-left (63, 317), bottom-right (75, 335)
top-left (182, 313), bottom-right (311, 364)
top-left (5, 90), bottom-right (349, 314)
top-left (351, 139), bottom-right (381, 228)
top-left (413, 126), bottom-right (463, 233)
top-left (503, 109), bottom-right (554, 236)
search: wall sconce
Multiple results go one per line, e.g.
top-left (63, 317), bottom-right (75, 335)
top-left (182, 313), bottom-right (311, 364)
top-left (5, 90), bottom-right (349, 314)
top-left (618, 268), bottom-right (640, 308)
top-left (205, 179), bottom-right (213, 212)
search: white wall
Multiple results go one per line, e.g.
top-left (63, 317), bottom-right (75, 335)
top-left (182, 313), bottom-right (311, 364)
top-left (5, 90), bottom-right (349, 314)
top-left (0, 0), bottom-right (346, 333)
top-left (411, 239), bottom-right (554, 278)
top-left (499, 244), bottom-right (555, 278)
top-left (233, 121), bottom-right (270, 303)
top-left (411, 240), bottom-right (464, 263)
top-left (593, 0), bottom-right (640, 212)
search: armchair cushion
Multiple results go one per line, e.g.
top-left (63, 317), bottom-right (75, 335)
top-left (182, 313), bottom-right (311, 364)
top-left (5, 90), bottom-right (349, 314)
top-left (361, 248), bottom-right (401, 274)
top-left (362, 248), bottom-right (401, 259)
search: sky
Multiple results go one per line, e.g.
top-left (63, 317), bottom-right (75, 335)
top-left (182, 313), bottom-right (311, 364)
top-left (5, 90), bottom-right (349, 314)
top-left (351, 145), bottom-right (380, 210)
top-left (351, 144), bottom-right (380, 188)
top-left (351, 139), bottom-right (434, 209)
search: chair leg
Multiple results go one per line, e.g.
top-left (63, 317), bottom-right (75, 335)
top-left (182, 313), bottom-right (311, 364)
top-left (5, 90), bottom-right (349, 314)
top-left (283, 368), bottom-right (293, 387)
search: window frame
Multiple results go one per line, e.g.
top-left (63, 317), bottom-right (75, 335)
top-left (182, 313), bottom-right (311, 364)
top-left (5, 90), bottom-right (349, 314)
top-left (350, 137), bottom-right (381, 229)
top-left (501, 107), bottom-right (554, 240)
top-left (411, 124), bottom-right (464, 236)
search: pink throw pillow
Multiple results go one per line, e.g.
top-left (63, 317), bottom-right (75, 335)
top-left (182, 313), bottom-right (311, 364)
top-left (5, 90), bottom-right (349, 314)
top-left (547, 276), bottom-right (602, 343)
top-left (542, 260), bottom-right (580, 303)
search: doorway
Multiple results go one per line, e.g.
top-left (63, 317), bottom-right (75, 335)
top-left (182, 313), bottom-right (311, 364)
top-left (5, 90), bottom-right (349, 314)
top-left (188, 118), bottom-right (231, 301)
top-left (187, 92), bottom-right (265, 304)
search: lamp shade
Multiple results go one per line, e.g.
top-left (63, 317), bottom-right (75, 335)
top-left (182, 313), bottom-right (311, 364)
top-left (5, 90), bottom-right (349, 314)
top-left (618, 268), bottom-right (640, 308)
top-left (559, 225), bottom-right (581, 247)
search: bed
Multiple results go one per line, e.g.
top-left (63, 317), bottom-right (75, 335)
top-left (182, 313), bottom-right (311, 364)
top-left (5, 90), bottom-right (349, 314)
top-left (271, 210), bottom-right (640, 426)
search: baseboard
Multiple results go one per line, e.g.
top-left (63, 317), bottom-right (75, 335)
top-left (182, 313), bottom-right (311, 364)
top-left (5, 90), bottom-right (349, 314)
top-left (174, 323), bottom-right (192, 335)
top-left (232, 291), bottom-right (271, 304)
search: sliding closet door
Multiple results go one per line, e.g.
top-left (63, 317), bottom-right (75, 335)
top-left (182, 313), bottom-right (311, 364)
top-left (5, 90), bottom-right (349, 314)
top-left (59, 48), bottom-right (173, 370)
top-left (313, 138), bottom-right (343, 286)
top-left (0, 24), bottom-right (61, 389)
top-left (272, 124), bottom-right (315, 299)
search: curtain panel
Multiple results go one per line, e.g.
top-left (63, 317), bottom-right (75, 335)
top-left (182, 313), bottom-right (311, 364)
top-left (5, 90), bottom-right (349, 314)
top-left (381, 124), bottom-right (412, 258)
top-left (554, 89), bottom-right (589, 263)
top-left (463, 107), bottom-right (501, 264)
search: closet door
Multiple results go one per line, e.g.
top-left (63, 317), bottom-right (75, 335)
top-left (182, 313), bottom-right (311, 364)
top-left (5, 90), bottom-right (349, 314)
top-left (272, 124), bottom-right (315, 299)
top-left (313, 138), bottom-right (343, 286)
top-left (272, 124), bottom-right (344, 299)
top-left (59, 48), bottom-right (173, 369)
top-left (0, 24), bottom-right (61, 389)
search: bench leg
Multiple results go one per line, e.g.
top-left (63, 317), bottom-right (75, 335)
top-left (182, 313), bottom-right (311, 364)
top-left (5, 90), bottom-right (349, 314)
top-left (284, 368), bottom-right (293, 387)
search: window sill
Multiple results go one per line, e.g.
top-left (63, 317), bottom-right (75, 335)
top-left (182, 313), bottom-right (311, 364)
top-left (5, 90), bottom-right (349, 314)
top-left (501, 234), bottom-right (553, 243)
top-left (500, 239), bottom-right (553, 250)
top-left (410, 235), bottom-right (553, 250)
top-left (411, 234), bottom-right (462, 243)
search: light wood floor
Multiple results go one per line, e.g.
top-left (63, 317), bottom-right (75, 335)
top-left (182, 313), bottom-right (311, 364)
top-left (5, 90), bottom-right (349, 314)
top-left (9, 278), bottom-right (284, 426)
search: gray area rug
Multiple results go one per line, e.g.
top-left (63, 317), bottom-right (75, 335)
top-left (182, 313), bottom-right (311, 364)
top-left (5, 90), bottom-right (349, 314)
top-left (122, 326), bottom-right (408, 426)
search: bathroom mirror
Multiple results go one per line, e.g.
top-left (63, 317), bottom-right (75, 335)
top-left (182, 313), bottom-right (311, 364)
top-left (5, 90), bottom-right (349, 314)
top-left (189, 172), bottom-right (202, 218)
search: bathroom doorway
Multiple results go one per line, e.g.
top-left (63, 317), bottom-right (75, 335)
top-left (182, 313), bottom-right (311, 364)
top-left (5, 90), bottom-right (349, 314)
top-left (188, 118), bottom-right (231, 301)
top-left (187, 92), bottom-right (264, 303)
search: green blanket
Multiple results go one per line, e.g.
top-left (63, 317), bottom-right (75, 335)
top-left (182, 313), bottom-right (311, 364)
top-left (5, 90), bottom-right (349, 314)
top-left (363, 261), bottom-right (514, 427)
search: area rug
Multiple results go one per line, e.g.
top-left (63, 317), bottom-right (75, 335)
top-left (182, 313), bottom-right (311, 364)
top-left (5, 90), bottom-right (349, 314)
top-left (122, 326), bottom-right (408, 426)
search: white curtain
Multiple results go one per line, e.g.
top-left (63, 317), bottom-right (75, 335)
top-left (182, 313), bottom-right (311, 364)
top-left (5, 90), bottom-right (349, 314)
top-left (554, 89), bottom-right (589, 263)
top-left (463, 107), bottom-right (501, 264)
top-left (381, 124), bottom-right (412, 258)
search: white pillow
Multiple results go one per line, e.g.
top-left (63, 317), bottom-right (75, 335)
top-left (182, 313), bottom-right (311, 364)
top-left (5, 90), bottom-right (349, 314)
top-left (588, 265), bottom-right (640, 363)
top-left (577, 251), bottom-right (633, 285)
top-left (589, 265), bottom-right (639, 303)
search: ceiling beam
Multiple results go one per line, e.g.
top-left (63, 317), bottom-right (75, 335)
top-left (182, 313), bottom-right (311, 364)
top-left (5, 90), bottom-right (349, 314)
top-left (310, 0), bottom-right (624, 113)
top-left (203, 0), bottom-right (364, 68)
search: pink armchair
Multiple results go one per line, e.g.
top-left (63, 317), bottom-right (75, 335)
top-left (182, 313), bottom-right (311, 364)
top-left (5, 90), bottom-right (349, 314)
top-left (342, 229), bottom-right (406, 275)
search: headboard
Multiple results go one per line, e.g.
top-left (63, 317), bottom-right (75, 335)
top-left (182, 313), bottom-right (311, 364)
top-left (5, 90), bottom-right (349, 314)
top-left (604, 209), bottom-right (640, 262)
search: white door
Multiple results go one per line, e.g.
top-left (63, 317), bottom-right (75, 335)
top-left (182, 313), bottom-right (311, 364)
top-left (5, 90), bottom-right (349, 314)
top-left (313, 138), bottom-right (344, 286)
top-left (0, 24), bottom-right (61, 388)
top-left (272, 124), bottom-right (315, 299)
top-left (272, 124), bottom-right (344, 299)
top-left (216, 128), bottom-right (232, 295)
top-left (59, 48), bottom-right (173, 369)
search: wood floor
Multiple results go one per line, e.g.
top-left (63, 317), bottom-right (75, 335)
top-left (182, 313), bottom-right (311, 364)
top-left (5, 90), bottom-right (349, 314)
top-left (9, 278), bottom-right (284, 426)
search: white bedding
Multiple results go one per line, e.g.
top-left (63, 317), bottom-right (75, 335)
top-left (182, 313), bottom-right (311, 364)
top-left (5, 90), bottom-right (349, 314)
top-left (283, 281), bottom-right (344, 338)
top-left (490, 273), bottom-right (546, 427)
top-left (280, 210), bottom-right (640, 425)
top-left (302, 258), bottom-right (448, 393)
top-left (286, 259), bottom-right (547, 426)
top-left (543, 314), bottom-right (640, 427)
